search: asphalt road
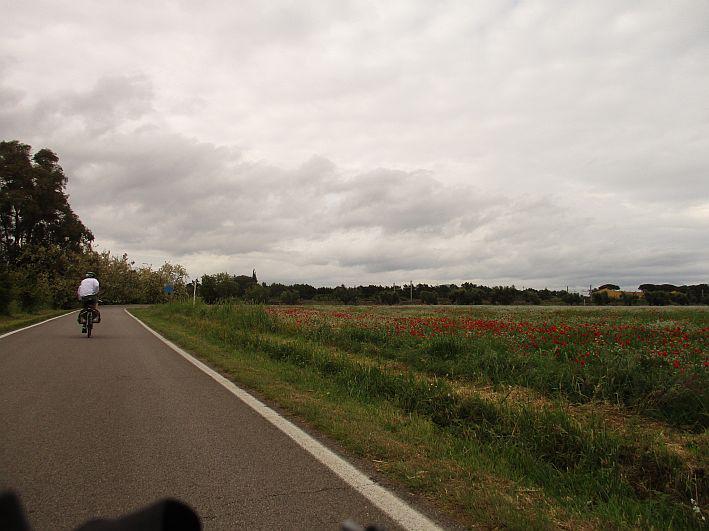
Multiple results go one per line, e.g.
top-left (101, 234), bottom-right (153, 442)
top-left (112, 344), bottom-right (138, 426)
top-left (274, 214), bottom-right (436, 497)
top-left (0, 306), bottom-right (413, 530)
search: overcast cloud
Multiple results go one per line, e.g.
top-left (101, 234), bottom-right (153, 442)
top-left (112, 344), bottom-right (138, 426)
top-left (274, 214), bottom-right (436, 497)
top-left (1, 1), bottom-right (707, 290)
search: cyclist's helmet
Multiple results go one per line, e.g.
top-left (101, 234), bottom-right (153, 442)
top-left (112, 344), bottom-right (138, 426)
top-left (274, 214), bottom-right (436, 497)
top-left (86, 271), bottom-right (96, 278)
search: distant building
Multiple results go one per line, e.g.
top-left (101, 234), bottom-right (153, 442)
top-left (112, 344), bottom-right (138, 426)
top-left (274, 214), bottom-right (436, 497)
top-left (593, 286), bottom-right (644, 300)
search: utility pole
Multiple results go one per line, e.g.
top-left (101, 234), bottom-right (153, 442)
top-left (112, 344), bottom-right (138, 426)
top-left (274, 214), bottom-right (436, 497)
top-left (193, 278), bottom-right (198, 306)
top-left (410, 281), bottom-right (413, 302)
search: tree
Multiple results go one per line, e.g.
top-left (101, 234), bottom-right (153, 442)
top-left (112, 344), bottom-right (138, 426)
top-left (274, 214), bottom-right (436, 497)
top-left (377, 291), bottom-right (400, 305)
top-left (620, 292), bottom-right (638, 306)
top-left (333, 285), bottom-right (358, 304)
top-left (645, 290), bottom-right (671, 306)
top-left (592, 291), bottom-right (611, 305)
top-left (245, 283), bottom-right (270, 304)
top-left (215, 273), bottom-right (240, 300)
top-left (670, 292), bottom-right (689, 306)
top-left (136, 265), bottom-right (166, 304)
top-left (157, 262), bottom-right (188, 299)
top-left (524, 290), bottom-right (541, 305)
top-left (560, 292), bottom-right (583, 305)
top-left (233, 274), bottom-right (257, 295)
top-left (0, 141), bottom-right (93, 264)
top-left (292, 284), bottom-right (317, 300)
top-left (200, 274), bottom-right (218, 304)
top-left (420, 290), bottom-right (438, 305)
top-left (639, 284), bottom-right (678, 292)
top-left (451, 288), bottom-right (484, 305)
top-left (279, 290), bottom-right (299, 304)
top-left (491, 286), bottom-right (517, 305)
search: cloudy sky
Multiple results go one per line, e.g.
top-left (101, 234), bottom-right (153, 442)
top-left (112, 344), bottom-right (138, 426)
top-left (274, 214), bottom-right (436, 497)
top-left (2, 1), bottom-right (707, 290)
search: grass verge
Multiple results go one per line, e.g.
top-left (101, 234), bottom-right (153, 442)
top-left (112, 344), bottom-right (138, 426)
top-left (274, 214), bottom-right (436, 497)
top-left (0, 309), bottom-right (72, 335)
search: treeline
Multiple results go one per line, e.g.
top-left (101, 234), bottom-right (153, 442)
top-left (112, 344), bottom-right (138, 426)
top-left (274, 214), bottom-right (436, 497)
top-left (638, 284), bottom-right (709, 306)
top-left (198, 274), bottom-right (709, 306)
top-left (590, 284), bottom-right (708, 306)
top-left (196, 275), bottom-right (587, 305)
top-left (0, 140), bottom-right (188, 314)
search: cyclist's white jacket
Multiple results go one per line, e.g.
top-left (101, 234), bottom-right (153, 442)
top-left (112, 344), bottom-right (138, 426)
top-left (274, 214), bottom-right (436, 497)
top-left (78, 278), bottom-right (100, 298)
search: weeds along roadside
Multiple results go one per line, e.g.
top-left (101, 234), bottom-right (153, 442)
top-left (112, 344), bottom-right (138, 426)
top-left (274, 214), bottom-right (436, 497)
top-left (135, 302), bottom-right (708, 529)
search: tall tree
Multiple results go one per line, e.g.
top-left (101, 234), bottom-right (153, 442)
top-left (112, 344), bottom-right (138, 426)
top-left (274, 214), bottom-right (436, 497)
top-left (0, 140), bottom-right (93, 264)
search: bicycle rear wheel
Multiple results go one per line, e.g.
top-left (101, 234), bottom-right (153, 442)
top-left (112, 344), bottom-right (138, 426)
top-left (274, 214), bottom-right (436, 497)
top-left (87, 311), bottom-right (93, 338)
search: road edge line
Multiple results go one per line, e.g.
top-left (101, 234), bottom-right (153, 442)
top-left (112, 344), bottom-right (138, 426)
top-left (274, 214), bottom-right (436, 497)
top-left (125, 309), bottom-right (443, 531)
top-left (0, 311), bottom-right (77, 339)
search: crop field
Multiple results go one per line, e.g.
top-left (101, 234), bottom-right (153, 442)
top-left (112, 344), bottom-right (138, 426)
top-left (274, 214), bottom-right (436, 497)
top-left (133, 303), bottom-right (708, 529)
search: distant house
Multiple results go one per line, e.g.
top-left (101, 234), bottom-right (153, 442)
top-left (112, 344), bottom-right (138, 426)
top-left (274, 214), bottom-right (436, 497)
top-left (596, 284), bottom-right (620, 291)
top-left (593, 284), bottom-right (643, 300)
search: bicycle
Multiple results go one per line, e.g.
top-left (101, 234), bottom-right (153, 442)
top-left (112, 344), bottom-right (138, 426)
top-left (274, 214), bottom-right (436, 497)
top-left (78, 296), bottom-right (101, 338)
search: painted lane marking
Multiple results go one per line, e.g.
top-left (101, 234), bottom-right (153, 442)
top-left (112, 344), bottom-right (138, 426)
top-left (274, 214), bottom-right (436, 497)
top-left (125, 309), bottom-right (443, 531)
top-left (0, 311), bottom-right (77, 340)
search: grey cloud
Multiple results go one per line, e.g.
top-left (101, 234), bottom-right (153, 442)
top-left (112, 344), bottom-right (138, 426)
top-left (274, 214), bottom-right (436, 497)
top-left (67, 130), bottom-right (499, 256)
top-left (0, 73), bottom-right (155, 142)
top-left (1, 1), bottom-right (707, 288)
top-left (59, 75), bottom-right (153, 132)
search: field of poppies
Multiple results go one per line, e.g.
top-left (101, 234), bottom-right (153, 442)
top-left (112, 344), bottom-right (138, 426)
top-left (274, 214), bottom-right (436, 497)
top-left (266, 305), bottom-right (708, 430)
top-left (133, 303), bottom-right (708, 529)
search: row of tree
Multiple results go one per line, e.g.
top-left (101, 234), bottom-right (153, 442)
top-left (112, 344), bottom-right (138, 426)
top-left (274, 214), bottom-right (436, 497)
top-left (1, 140), bottom-right (188, 313)
top-left (195, 274), bottom-right (709, 306)
top-left (590, 284), bottom-right (709, 306)
top-left (639, 284), bottom-right (708, 305)
top-left (194, 275), bottom-right (591, 305)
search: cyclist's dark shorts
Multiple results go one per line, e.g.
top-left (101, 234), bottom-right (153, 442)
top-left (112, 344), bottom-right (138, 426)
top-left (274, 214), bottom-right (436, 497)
top-left (81, 295), bottom-right (98, 307)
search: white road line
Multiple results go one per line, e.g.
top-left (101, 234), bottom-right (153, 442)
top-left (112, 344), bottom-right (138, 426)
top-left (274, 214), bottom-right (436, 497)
top-left (125, 309), bottom-right (444, 531)
top-left (0, 311), bottom-right (77, 340)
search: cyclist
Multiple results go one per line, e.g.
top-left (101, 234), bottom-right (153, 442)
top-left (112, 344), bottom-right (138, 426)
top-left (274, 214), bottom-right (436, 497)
top-left (77, 272), bottom-right (101, 332)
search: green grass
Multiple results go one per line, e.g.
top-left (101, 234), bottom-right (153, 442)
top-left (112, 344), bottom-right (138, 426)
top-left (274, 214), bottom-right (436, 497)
top-left (131, 303), bottom-right (708, 530)
top-left (0, 308), bottom-right (73, 334)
